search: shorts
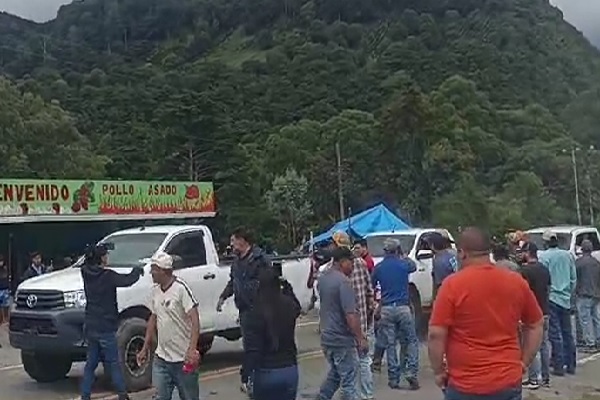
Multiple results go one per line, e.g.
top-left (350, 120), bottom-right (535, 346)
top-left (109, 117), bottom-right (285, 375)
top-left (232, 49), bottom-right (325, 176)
top-left (0, 289), bottom-right (10, 308)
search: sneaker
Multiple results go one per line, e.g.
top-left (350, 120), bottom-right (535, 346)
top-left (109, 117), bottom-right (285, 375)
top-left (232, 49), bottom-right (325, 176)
top-left (542, 379), bottom-right (551, 388)
top-left (240, 383), bottom-right (249, 393)
top-left (522, 380), bottom-right (540, 390)
top-left (388, 382), bottom-right (401, 390)
top-left (406, 377), bottom-right (420, 390)
top-left (371, 362), bottom-right (381, 373)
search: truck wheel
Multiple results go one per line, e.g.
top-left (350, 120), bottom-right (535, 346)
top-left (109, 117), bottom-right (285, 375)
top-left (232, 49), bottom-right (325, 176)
top-left (409, 286), bottom-right (425, 340)
top-left (199, 335), bottom-right (214, 357)
top-left (22, 351), bottom-right (72, 383)
top-left (117, 317), bottom-right (151, 392)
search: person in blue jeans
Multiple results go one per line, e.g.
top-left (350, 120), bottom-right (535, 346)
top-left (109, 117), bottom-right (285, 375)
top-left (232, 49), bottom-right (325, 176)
top-left (80, 244), bottom-right (144, 400)
top-left (317, 247), bottom-right (367, 400)
top-left (245, 268), bottom-right (301, 400)
top-left (519, 242), bottom-right (552, 389)
top-left (575, 240), bottom-right (600, 352)
top-left (371, 238), bottom-right (419, 390)
top-left (539, 230), bottom-right (577, 376)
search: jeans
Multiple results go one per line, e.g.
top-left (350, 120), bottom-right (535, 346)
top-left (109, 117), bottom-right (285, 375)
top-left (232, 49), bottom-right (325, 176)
top-left (318, 346), bottom-right (359, 400)
top-left (379, 304), bottom-right (419, 384)
top-left (152, 356), bottom-right (201, 400)
top-left (81, 331), bottom-right (127, 400)
top-left (253, 365), bottom-right (298, 400)
top-left (528, 316), bottom-right (550, 382)
top-left (358, 326), bottom-right (374, 399)
top-left (373, 319), bottom-right (386, 365)
top-left (576, 297), bottom-right (600, 347)
top-left (239, 310), bottom-right (259, 390)
top-left (548, 302), bottom-right (576, 374)
top-left (445, 386), bottom-right (522, 400)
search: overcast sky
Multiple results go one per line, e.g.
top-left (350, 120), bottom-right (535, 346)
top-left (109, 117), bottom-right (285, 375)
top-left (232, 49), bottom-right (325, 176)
top-left (0, 0), bottom-right (598, 47)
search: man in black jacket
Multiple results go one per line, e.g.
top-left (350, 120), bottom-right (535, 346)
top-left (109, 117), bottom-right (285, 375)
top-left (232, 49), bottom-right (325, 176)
top-left (80, 244), bottom-right (144, 400)
top-left (216, 227), bottom-right (271, 397)
top-left (21, 251), bottom-right (51, 282)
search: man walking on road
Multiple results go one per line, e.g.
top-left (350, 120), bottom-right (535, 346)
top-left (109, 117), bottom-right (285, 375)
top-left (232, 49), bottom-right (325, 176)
top-left (428, 227), bottom-right (543, 400)
top-left (216, 227), bottom-right (272, 395)
top-left (575, 240), bottom-right (600, 352)
top-left (137, 252), bottom-right (201, 400)
top-left (80, 244), bottom-right (144, 400)
top-left (371, 238), bottom-right (420, 390)
top-left (427, 232), bottom-right (458, 300)
top-left (317, 247), bottom-right (367, 400)
top-left (539, 230), bottom-right (577, 375)
top-left (349, 240), bottom-right (375, 400)
top-left (519, 242), bottom-right (552, 389)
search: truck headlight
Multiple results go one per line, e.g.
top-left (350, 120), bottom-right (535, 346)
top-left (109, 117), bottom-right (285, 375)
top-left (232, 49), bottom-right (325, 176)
top-left (64, 290), bottom-right (87, 308)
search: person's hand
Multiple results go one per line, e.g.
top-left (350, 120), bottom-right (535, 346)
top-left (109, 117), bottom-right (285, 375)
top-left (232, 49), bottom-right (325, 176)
top-left (136, 346), bottom-right (148, 366)
top-left (185, 347), bottom-right (200, 365)
top-left (216, 298), bottom-right (224, 312)
top-left (434, 371), bottom-right (448, 389)
top-left (133, 265), bottom-right (145, 276)
top-left (358, 336), bottom-right (369, 353)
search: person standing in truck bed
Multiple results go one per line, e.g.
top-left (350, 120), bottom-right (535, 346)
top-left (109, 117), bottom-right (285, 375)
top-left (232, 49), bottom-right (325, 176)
top-left (80, 244), bottom-right (144, 400)
top-left (216, 227), bottom-right (272, 397)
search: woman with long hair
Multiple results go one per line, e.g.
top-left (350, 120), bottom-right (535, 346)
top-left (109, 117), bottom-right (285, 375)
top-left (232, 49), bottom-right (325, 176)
top-left (246, 267), bottom-right (302, 400)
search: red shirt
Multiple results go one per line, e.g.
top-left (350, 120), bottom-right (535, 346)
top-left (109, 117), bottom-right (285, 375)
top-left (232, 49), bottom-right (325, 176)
top-left (430, 263), bottom-right (542, 395)
top-left (362, 253), bottom-right (375, 273)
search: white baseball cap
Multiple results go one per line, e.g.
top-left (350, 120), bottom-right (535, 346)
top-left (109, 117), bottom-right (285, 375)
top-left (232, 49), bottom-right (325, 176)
top-left (542, 230), bottom-right (557, 241)
top-left (151, 251), bottom-right (173, 270)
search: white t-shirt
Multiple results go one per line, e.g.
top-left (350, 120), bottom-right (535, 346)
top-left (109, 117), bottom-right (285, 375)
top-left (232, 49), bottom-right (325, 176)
top-left (149, 277), bottom-right (199, 362)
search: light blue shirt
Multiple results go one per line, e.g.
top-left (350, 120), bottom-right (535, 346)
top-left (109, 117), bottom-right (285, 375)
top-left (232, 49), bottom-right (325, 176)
top-left (539, 247), bottom-right (576, 309)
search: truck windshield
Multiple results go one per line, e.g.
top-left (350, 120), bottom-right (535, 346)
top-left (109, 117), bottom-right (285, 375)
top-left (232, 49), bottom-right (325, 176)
top-left (100, 233), bottom-right (168, 267)
top-left (527, 232), bottom-right (571, 251)
top-left (367, 234), bottom-right (416, 257)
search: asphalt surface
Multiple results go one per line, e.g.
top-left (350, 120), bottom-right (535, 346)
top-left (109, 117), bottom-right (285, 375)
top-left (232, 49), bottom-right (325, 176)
top-left (2, 318), bottom-right (600, 400)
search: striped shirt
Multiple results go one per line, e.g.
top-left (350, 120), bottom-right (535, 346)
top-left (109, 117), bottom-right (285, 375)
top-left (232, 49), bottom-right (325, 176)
top-left (149, 277), bottom-right (199, 362)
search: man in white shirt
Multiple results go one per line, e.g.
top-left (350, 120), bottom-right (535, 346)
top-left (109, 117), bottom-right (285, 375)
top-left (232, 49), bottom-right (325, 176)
top-left (137, 252), bottom-right (201, 400)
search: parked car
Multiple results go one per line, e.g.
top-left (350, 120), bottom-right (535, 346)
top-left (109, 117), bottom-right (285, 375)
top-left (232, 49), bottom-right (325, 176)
top-left (526, 225), bottom-right (600, 260)
top-left (9, 224), bottom-right (313, 391)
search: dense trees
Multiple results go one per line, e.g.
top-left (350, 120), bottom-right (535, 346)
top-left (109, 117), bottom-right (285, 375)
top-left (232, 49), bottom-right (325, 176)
top-left (1, 0), bottom-right (600, 249)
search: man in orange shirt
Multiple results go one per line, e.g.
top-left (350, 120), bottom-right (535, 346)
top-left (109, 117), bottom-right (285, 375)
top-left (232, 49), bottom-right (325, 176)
top-left (428, 227), bottom-right (544, 400)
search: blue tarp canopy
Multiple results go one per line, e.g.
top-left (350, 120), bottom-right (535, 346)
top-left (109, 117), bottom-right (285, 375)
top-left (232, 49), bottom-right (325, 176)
top-left (309, 204), bottom-right (411, 245)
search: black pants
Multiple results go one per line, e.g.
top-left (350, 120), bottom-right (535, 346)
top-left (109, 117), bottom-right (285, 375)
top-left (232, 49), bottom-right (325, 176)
top-left (239, 311), bottom-right (261, 385)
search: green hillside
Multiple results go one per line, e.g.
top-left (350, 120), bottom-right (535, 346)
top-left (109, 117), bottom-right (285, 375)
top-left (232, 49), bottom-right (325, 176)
top-left (1, 0), bottom-right (600, 247)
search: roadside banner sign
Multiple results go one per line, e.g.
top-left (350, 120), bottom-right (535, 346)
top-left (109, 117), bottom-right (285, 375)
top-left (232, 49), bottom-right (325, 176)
top-left (0, 179), bottom-right (215, 220)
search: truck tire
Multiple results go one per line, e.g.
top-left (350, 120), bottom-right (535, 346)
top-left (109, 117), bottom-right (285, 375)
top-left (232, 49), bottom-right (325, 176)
top-left (117, 317), bottom-right (151, 392)
top-left (22, 351), bottom-right (72, 383)
top-left (409, 286), bottom-right (425, 340)
top-left (199, 335), bottom-right (214, 357)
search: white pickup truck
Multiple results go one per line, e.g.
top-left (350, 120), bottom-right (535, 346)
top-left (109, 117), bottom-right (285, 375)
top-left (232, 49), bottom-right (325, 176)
top-left (526, 225), bottom-right (600, 260)
top-left (365, 228), bottom-right (455, 332)
top-left (9, 224), bottom-right (313, 391)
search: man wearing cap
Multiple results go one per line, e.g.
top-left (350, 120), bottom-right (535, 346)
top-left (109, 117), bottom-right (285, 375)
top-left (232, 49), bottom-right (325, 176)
top-left (371, 238), bottom-right (420, 390)
top-left (80, 244), bottom-right (145, 400)
top-left (539, 230), bottom-right (577, 375)
top-left (317, 246), bottom-right (367, 400)
top-left (575, 239), bottom-right (600, 352)
top-left (138, 252), bottom-right (201, 400)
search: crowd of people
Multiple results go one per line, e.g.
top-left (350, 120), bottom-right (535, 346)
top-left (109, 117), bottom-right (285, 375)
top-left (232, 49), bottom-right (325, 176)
top-left (51, 223), bottom-right (600, 400)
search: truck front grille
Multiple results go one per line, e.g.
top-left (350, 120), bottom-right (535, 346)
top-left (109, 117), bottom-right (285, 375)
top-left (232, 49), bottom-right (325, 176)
top-left (9, 316), bottom-right (57, 335)
top-left (15, 290), bottom-right (65, 310)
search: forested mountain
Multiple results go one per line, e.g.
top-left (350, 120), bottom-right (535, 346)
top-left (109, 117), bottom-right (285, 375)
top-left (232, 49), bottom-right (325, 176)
top-left (1, 0), bottom-right (600, 248)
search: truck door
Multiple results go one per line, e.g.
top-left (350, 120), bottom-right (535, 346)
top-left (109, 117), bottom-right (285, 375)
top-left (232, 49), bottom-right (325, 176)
top-left (164, 230), bottom-right (217, 332)
top-left (412, 234), bottom-right (434, 308)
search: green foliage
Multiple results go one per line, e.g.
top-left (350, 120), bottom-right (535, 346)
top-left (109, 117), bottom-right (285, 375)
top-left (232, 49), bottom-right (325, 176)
top-left (1, 0), bottom-right (600, 247)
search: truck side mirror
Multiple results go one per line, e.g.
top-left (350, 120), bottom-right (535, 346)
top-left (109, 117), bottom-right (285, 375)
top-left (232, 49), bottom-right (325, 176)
top-left (416, 249), bottom-right (434, 261)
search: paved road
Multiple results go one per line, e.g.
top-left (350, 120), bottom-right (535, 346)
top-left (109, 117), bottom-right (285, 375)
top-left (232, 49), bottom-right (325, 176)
top-left (2, 317), bottom-right (600, 400)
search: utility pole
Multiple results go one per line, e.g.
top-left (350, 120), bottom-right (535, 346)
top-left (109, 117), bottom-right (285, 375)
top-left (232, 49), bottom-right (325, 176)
top-left (588, 145), bottom-right (595, 226)
top-left (571, 146), bottom-right (582, 225)
top-left (335, 141), bottom-right (345, 220)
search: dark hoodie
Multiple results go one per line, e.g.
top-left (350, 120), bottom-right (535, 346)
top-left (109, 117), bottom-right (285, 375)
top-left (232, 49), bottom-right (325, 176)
top-left (219, 245), bottom-right (271, 312)
top-left (81, 264), bottom-right (143, 334)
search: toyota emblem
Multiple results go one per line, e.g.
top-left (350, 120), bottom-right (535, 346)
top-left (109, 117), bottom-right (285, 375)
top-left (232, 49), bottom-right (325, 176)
top-left (26, 294), bottom-right (38, 308)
